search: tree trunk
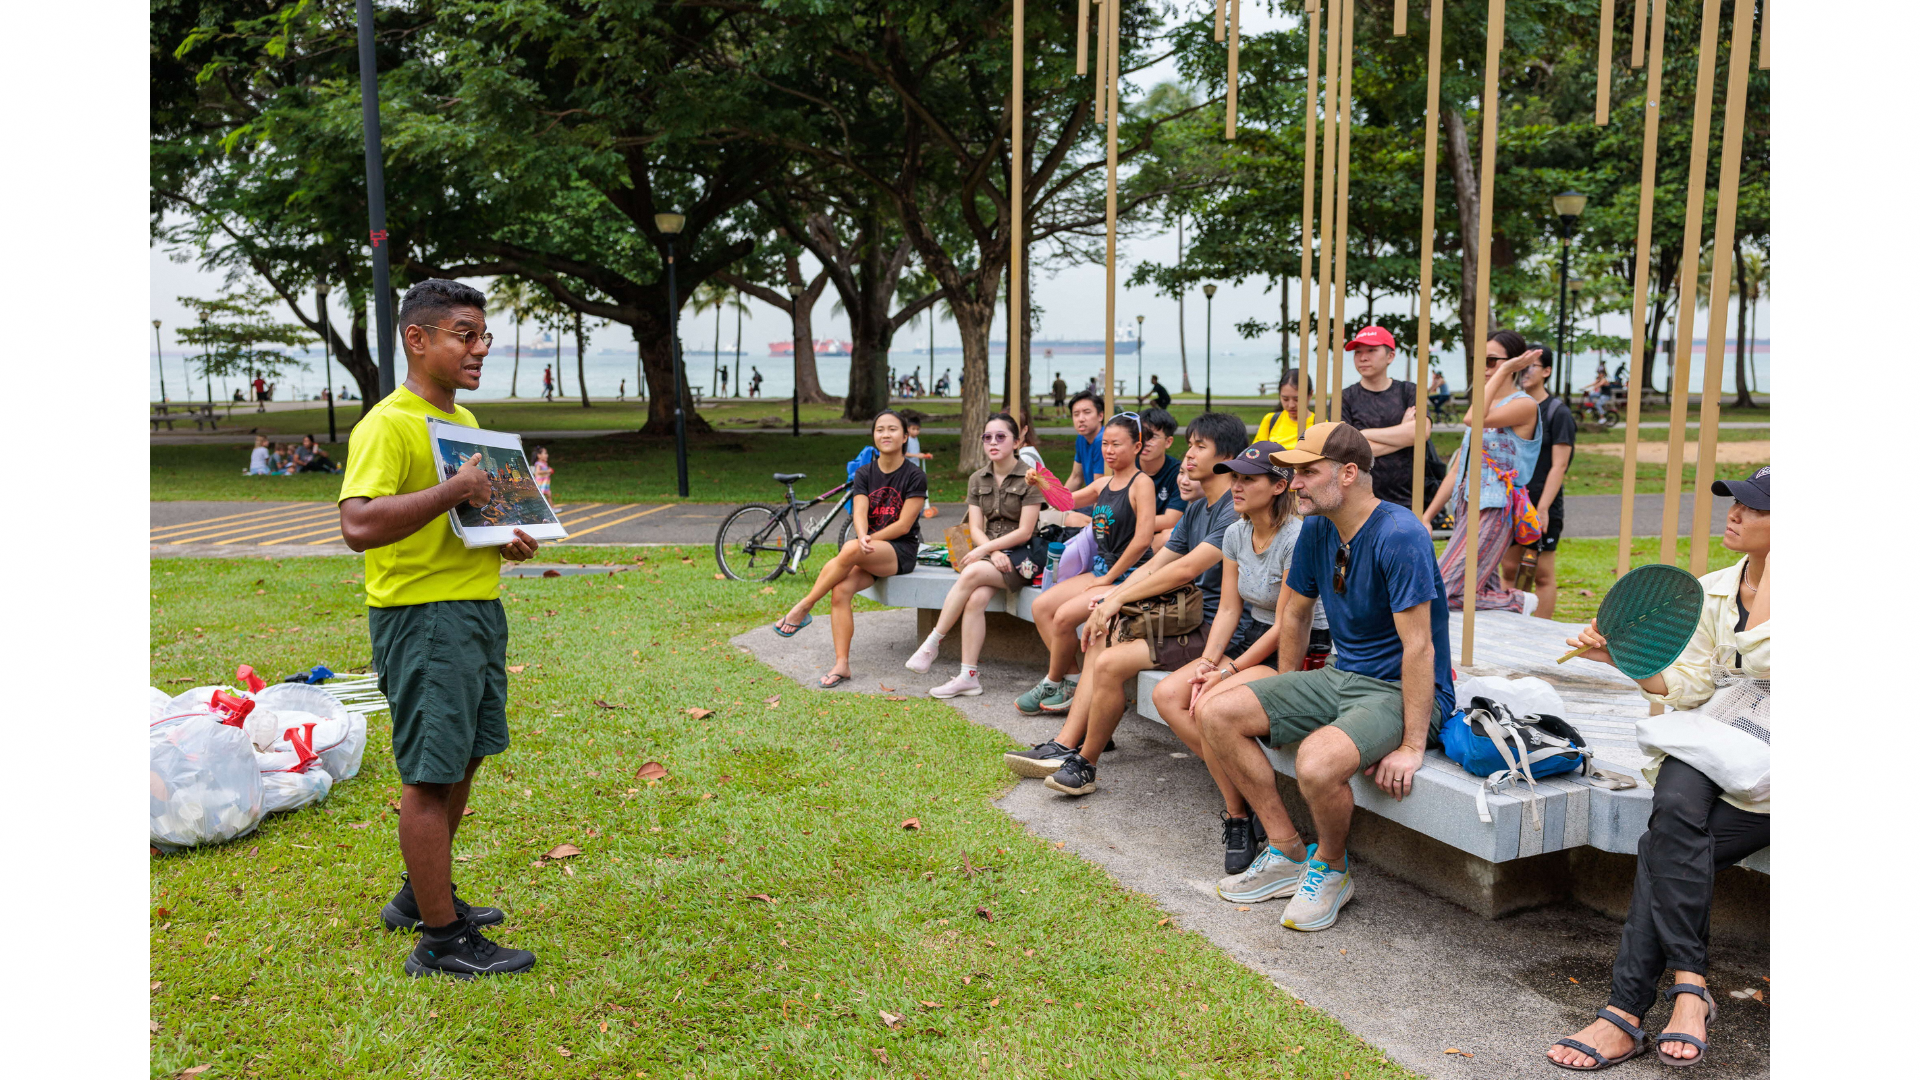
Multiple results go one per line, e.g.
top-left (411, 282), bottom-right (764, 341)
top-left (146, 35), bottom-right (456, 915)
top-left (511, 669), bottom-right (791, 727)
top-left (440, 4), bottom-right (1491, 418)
top-left (510, 320), bottom-right (521, 397)
top-left (1733, 249), bottom-right (1753, 408)
top-left (575, 311), bottom-right (591, 408)
top-left (1178, 214), bottom-right (1193, 393)
top-left (733, 302), bottom-right (743, 400)
top-left (999, 269), bottom-right (1033, 421)
top-left (1442, 109), bottom-right (1481, 349)
top-left (554, 321), bottom-right (566, 397)
top-left (843, 226), bottom-right (895, 423)
top-left (1279, 273), bottom-right (1290, 377)
top-left (632, 322), bottom-right (713, 436)
top-left (953, 291), bottom-right (998, 473)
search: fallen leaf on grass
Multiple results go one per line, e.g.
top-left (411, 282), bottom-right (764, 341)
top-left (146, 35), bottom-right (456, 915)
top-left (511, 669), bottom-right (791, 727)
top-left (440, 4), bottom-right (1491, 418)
top-left (975, 907), bottom-right (993, 922)
top-left (556, 1046), bottom-right (573, 1057)
top-left (878, 1010), bottom-right (903, 1029)
top-left (461, 807), bottom-right (476, 817)
top-left (155, 907), bottom-right (172, 920)
top-left (177, 1066), bottom-right (212, 1079)
top-left (760, 586), bottom-right (776, 594)
top-left (593, 700), bottom-right (629, 710)
top-left (599, 1021), bottom-right (608, 1033)
top-left (919, 1000), bottom-right (943, 1009)
top-left (884, 695), bottom-right (909, 701)
top-left (1578, 588), bottom-right (1594, 597)
top-left (764, 695), bottom-right (781, 707)
top-left (507, 665), bottom-right (527, 674)
top-left (879, 683), bottom-right (895, 692)
top-left (744, 893), bottom-right (775, 904)
top-left (1023, 948), bottom-right (1035, 957)
top-left (635, 762), bottom-right (668, 782)
top-left (713, 572), bottom-right (726, 580)
top-left (901, 818), bottom-right (921, 830)
top-left (388, 801), bottom-right (401, 815)
top-left (686, 707), bottom-right (714, 720)
top-left (349, 821), bottom-right (372, 829)
top-left (871, 1048), bottom-right (890, 1065)
top-left (542, 569), bottom-right (561, 578)
top-left (989, 997), bottom-right (1000, 1007)
top-left (543, 844), bottom-right (584, 860)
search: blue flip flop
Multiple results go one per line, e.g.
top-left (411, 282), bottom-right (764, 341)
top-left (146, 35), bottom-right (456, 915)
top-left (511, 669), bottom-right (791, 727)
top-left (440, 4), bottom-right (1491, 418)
top-left (773, 613), bottom-right (813, 638)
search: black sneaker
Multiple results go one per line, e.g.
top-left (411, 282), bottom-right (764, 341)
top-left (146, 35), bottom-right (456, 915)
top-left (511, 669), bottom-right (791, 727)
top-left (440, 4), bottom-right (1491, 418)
top-left (1222, 813), bottom-right (1264, 876)
top-left (1004, 740), bottom-right (1076, 779)
top-left (403, 917), bottom-right (536, 979)
top-left (381, 873), bottom-right (506, 931)
top-left (1042, 751), bottom-right (1097, 796)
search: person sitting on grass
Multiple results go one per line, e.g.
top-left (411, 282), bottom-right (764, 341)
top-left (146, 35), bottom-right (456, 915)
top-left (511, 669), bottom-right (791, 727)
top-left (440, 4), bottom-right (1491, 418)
top-left (1148, 441), bottom-right (1330, 874)
top-left (1420, 330), bottom-right (1542, 615)
top-left (1194, 421), bottom-right (1454, 934)
top-left (905, 413), bottom-right (1043, 698)
top-left (247, 434), bottom-right (272, 475)
top-left (337, 277), bottom-right (541, 979)
top-left (773, 410), bottom-right (927, 688)
top-left (1254, 369), bottom-right (1315, 449)
top-left (1545, 467), bottom-right (1770, 1071)
top-left (294, 434), bottom-right (340, 474)
top-left (270, 442), bottom-right (301, 475)
top-left (1013, 413), bottom-right (1157, 716)
top-left (1138, 406), bottom-right (1189, 548)
top-left (1004, 413), bottom-right (1248, 795)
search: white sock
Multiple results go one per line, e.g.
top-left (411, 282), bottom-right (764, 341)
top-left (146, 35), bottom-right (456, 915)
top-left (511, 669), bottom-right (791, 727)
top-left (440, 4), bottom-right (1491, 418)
top-left (926, 629), bottom-right (946, 642)
top-left (1065, 674), bottom-right (1080, 685)
top-left (961, 664), bottom-right (978, 677)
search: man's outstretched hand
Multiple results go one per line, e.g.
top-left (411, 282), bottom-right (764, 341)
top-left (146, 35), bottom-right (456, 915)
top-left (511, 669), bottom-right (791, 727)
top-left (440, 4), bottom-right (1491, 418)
top-left (501, 528), bottom-right (539, 561)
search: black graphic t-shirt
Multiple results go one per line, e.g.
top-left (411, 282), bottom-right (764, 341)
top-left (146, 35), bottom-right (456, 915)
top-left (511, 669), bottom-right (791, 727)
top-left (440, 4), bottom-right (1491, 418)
top-left (852, 458), bottom-right (929, 547)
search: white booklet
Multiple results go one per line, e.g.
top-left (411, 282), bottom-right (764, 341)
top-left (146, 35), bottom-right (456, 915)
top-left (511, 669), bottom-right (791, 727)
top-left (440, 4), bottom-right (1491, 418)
top-left (425, 419), bottom-right (569, 548)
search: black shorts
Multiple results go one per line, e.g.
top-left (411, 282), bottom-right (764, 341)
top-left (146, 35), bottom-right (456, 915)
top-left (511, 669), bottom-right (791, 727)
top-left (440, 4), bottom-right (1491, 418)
top-left (1525, 503), bottom-right (1565, 553)
top-left (888, 538), bottom-right (919, 577)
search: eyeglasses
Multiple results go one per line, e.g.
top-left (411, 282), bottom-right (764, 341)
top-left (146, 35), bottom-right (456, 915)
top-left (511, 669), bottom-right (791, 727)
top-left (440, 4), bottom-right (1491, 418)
top-left (1333, 542), bottom-right (1350, 594)
top-left (980, 431), bottom-right (1012, 444)
top-left (415, 323), bottom-right (494, 349)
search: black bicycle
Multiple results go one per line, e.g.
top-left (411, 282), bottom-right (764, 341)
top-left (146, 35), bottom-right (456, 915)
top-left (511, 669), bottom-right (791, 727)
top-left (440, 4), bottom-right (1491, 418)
top-left (714, 472), bottom-right (858, 582)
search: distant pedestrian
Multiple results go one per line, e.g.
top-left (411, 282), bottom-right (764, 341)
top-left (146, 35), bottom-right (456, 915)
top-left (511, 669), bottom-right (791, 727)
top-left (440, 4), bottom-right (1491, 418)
top-left (719, 367), bottom-right (728, 397)
top-left (1139, 374), bottom-right (1172, 410)
top-left (542, 366), bottom-right (554, 402)
top-left (749, 366), bottom-right (763, 397)
top-left (1052, 372), bottom-right (1068, 408)
top-left (618, 378), bottom-right (626, 401)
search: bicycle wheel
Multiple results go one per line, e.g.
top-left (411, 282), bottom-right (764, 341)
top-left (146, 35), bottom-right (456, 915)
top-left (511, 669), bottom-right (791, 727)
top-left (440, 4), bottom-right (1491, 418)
top-left (715, 504), bottom-right (793, 582)
top-left (1601, 408), bottom-right (1620, 429)
top-left (838, 512), bottom-right (856, 548)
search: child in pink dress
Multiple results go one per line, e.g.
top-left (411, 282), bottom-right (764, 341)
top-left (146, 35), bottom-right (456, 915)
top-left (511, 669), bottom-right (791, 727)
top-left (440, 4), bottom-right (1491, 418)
top-left (532, 446), bottom-right (554, 500)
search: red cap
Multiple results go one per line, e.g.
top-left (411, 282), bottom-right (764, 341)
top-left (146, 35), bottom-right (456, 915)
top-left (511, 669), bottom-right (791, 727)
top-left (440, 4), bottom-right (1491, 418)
top-left (1344, 326), bottom-right (1396, 351)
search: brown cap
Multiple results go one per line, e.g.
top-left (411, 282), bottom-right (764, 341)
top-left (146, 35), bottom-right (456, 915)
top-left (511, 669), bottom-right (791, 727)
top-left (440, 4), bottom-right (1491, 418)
top-left (1274, 421), bottom-right (1373, 472)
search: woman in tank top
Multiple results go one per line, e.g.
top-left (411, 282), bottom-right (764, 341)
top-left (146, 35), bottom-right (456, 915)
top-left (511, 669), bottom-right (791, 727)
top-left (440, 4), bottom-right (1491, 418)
top-left (1016, 414), bottom-right (1157, 717)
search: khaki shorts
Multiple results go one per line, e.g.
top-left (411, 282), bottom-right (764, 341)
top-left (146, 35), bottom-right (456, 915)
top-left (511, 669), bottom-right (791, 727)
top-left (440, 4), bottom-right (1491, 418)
top-left (1245, 666), bottom-right (1448, 768)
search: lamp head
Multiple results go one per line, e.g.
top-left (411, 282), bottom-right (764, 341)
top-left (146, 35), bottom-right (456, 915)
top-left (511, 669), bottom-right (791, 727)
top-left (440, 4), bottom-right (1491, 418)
top-left (153, 319), bottom-right (161, 328)
top-left (786, 284), bottom-right (804, 299)
top-left (1552, 191), bottom-right (1588, 225)
top-left (654, 212), bottom-right (686, 236)
top-left (316, 282), bottom-right (330, 298)
top-left (1135, 314), bottom-right (1144, 324)
top-left (1203, 284), bottom-right (1217, 299)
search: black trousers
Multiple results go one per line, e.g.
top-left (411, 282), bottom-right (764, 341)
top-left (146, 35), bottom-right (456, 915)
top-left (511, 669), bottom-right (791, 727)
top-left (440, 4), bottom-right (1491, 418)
top-left (1609, 757), bottom-right (1770, 1015)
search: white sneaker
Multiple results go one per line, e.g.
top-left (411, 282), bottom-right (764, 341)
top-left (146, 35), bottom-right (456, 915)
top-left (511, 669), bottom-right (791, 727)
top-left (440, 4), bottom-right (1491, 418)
top-left (1218, 843), bottom-right (1316, 903)
top-left (1520, 590), bottom-right (1540, 617)
top-left (1281, 857), bottom-right (1354, 932)
top-left (905, 633), bottom-right (943, 674)
top-left (929, 671), bottom-right (982, 698)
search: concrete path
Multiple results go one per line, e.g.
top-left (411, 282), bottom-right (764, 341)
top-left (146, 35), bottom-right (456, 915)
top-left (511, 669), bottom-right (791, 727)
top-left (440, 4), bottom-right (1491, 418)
top-left (731, 609), bottom-right (1769, 1079)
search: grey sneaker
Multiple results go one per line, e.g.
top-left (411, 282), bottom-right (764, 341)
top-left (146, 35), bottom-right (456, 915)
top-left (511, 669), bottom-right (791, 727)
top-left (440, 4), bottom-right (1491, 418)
top-left (1037, 679), bottom-right (1078, 714)
top-left (1217, 843), bottom-right (1316, 903)
top-left (1281, 856), bottom-right (1354, 931)
top-left (1041, 751), bottom-right (1096, 796)
top-left (1004, 740), bottom-right (1076, 778)
top-left (1015, 679), bottom-right (1062, 716)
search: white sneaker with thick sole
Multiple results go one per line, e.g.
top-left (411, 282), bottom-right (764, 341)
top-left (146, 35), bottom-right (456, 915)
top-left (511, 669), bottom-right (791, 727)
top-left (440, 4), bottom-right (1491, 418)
top-left (1520, 590), bottom-right (1540, 617)
top-left (905, 633), bottom-right (943, 674)
top-left (1281, 858), bottom-right (1354, 932)
top-left (1217, 843), bottom-right (1315, 903)
top-left (929, 671), bottom-right (982, 698)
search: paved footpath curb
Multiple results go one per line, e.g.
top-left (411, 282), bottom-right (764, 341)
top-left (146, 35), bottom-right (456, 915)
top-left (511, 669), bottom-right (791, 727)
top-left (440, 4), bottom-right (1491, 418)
top-left (732, 609), bottom-right (1770, 1079)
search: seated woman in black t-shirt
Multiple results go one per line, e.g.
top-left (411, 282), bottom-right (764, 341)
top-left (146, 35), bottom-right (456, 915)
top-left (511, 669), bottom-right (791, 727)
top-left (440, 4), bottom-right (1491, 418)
top-left (773, 410), bottom-right (927, 688)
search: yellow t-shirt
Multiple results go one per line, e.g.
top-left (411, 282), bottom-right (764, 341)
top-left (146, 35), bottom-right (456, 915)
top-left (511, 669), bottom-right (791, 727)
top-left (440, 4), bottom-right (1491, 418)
top-left (339, 387), bottom-right (501, 607)
top-left (1254, 409), bottom-right (1315, 448)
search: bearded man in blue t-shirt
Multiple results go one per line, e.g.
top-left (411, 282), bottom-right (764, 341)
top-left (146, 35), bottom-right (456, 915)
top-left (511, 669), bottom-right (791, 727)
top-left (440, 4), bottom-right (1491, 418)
top-left (1194, 421), bottom-right (1454, 934)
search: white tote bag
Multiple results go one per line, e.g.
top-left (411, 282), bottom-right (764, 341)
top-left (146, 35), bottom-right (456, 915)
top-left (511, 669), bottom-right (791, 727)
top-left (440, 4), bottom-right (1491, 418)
top-left (1635, 677), bottom-right (1770, 803)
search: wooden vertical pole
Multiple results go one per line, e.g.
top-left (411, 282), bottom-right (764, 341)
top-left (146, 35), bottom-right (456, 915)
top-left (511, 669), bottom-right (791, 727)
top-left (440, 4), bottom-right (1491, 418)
top-left (1598, 0), bottom-right (1616, 124)
top-left (1462, 0), bottom-right (1508, 668)
top-left (1094, 0), bottom-right (1107, 124)
top-left (1631, 0), bottom-right (1648, 67)
top-left (1313, 0), bottom-right (1344, 427)
top-left (1215, 0), bottom-right (1226, 42)
top-left (1688, 0), bottom-right (1755, 573)
top-left (1413, 0), bottom-right (1445, 508)
top-left (1758, 0), bottom-right (1768, 68)
top-left (1226, 0), bottom-right (1242, 138)
top-left (1329, 0), bottom-right (1355, 422)
top-left (1615, 0), bottom-right (1668, 577)
top-left (1394, 0), bottom-right (1407, 36)
top-left (1297, 2), bottom-right (1322, 420)
top-left (1657, 0), bottom-right (1724, 568)
top-left (1077, 0), bottom-right (1090, 75)
top-left (1010, 0), bottom-right (1025, 425)
top-left (1103, 0), bottom-right (1119, 407)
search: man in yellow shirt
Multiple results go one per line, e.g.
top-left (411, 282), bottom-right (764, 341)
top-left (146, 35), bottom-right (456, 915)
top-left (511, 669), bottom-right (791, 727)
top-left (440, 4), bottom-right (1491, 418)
top-left (338, 278), bottom-right (541, 979)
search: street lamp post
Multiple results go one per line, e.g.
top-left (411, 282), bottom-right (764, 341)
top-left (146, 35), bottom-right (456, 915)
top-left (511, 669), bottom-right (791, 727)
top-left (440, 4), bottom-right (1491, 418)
top-left (356, 0), bottom-right (397, 397)
top-left (1202, 284), bottom-right (1217, 412)
top-left (318, 283), bottom-right (337, 444)
top-left (1135, 314), bottom-right (1144, 408)
top-left (152, 319), bottom-right (168, 405)
top-left (657, 212), bottom-right (690, 497)
top-left (200, 312), bottom-right (212, 408)
top-left (786, 284), bottom-right (804, 438)
top-left (1551, 191), bottom-right (1588, 401)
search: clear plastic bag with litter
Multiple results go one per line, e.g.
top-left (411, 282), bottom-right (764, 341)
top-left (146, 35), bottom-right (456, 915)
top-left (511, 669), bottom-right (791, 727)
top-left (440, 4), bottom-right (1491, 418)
top-left (150, 710), bottom-right (264, 850)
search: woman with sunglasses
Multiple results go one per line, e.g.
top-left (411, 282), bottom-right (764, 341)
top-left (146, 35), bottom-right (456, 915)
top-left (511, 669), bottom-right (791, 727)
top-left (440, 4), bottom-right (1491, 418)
top-left (1420, 330), bottom-right (1542, 613)
top-left (772, 410), bottom-right (926, 688)
top-left (1546, 468), bottom-right (1770, 1071)
top-left (905, 413), bottom-right (1045, 698)
top-left (1015, 413), bottom-right (1156, 716)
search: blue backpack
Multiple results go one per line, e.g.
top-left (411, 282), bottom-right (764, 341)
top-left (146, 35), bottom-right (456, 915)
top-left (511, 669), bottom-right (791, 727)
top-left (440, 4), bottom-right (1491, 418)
top-left (1441, 698), bottom-right (1592, 824)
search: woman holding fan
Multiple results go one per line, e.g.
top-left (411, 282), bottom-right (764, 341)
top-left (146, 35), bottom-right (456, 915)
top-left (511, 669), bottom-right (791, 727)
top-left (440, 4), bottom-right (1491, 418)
top-left (1546, 468), bottom-right (1771, 1070)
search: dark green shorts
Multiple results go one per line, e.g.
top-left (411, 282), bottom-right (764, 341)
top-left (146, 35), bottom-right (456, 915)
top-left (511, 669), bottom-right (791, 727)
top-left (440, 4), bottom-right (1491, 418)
top-left (369, 598), bottom-right (510, 785)
top-left (1246, 665), bottom-right (1448, 768)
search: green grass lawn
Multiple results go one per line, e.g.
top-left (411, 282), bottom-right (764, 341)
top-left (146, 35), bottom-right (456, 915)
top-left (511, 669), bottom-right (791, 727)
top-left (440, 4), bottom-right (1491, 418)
top-left (150, 550), bottom-right (1410, 1079)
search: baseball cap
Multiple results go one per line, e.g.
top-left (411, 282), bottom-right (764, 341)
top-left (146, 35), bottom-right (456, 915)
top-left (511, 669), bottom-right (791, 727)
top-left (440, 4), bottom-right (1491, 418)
top-left (1215, 440), bottom-right (1293, 478)
top-left (1274, 421), bottom-right (1374, 472)
top-left (1344, 326), bottom-right (1396, 351)
top-left (1710, 465), bottom-right (1769, 511)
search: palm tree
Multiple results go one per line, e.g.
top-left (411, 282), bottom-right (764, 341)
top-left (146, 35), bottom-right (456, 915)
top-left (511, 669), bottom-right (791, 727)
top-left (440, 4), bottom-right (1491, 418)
top-left (1734, 246), bottom-right (1767, 409)
top-left (690, 281), bottom-right (748, 398)
top-left (489, 277), bottom-right (539, 397)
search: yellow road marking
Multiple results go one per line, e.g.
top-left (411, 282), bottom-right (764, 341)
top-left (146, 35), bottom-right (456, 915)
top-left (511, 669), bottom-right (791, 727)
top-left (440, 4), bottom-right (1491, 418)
top-left (258, 522), bottom-right (346, 546)
top-left (553, 504), bottom-right (643, 528)
top-left (553, 504), bottom-right (670, 541)
top-left (167, 507), bottom-right (338, 544)
top-left (555, 502), bottom-right (603, 518)
top-left (150, 504), bottom-right (314, 537)
top-left (211, 510), bottom-right (345, 545)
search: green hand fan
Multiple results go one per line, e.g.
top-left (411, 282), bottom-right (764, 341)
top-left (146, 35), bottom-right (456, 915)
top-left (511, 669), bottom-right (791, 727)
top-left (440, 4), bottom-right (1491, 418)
top-left (1557, 563), bottom-right (1706, 679)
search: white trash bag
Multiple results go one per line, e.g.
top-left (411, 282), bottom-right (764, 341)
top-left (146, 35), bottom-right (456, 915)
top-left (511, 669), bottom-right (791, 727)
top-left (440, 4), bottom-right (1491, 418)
top-left (151, 714), bottom-right (265, 849)
top-left (1453, 674), bottom-right (1569, 720)
top-left (254, 683), bottom-right (369, 780)
top-left (150, 687), bottom-right (175, 722)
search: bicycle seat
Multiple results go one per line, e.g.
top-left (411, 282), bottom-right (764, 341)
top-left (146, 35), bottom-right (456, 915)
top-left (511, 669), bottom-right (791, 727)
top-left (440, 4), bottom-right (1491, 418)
top-left (773, 472), bottom-right (807, 485)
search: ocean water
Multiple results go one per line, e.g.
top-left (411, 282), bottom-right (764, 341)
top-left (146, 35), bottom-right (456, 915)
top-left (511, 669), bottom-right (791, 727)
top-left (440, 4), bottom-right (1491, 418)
top-left (147, 340), bottom-right (1769, 406)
